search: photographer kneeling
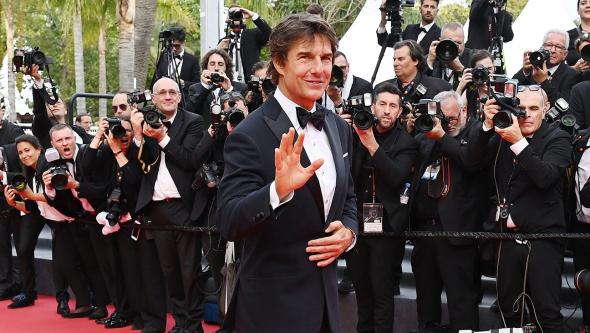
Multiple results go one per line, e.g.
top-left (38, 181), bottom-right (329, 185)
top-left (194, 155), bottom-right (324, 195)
top-left (470, 86), bottom-right (571, 333)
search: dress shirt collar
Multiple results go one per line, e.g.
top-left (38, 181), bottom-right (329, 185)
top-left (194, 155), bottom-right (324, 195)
top-left (274, 87), bottom-right (317, 131)
top-left (163, 110), bottom-right (178, 124)
top-left (548, 63), bottom-right (560, 77)
top-left (420, 21), bottom-right (435, 32)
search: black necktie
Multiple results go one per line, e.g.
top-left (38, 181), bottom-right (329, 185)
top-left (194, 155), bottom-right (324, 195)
top-left (163, 121), bottom-right (171, 129)
top-left (418, 27), bottom-right (427, 34)
top-left (296, 107), bottom-right (326, 131)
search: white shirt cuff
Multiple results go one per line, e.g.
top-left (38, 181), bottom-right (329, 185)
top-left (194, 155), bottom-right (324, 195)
top-left (252, 13), bottom-right (259, 21)
top-left (269, 181), bottom-right (294, 210)
top-left (158, 135), bottom-right (171, 148)
top-left (345, 229), bottom-right (357, 252)
top-left (482, 122), bottom-right (493, 132)
top-left (510, 137), bottom-right (529, 156)
top-left (1, 172), bottom-right (6, 186)
top-left (33, 78), bottom-right (44, 89)
top-left (377, 26), bottom-right (386, 34)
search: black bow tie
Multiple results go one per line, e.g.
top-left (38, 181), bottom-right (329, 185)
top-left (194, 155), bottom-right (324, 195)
top-left (62, 158), bottom-right (75, 164)
top-left (296, 107), bottom-right (326, 131)
top-left (418, 27), bottom-right (427, 34)
top-left (174, 54), bottom-right (182, 60)
top-left (163, 121), bottom-right (172, 129)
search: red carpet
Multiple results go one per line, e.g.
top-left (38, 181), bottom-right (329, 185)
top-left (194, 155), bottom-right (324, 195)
top-left (0, 295), bottom-right (220, 333)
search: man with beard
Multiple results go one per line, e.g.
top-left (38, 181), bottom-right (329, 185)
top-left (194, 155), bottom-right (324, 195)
top-left (513, 29), bottom-right (580, 107)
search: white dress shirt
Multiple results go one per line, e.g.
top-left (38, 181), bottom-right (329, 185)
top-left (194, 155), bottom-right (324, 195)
top-left (417, 21), bottom-right (435, 44)
top-left (152, 111), bottom-right (182, 201)
top-left (269, 88), bottom-right (337, 221)
top-left (168, 49), bottom-right (184, 79)
top-left (577, 137), bottom-right (590, 223)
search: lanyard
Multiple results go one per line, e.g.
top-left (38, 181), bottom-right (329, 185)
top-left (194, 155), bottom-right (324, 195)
top-left (371, 170), bottom-right (376, 204)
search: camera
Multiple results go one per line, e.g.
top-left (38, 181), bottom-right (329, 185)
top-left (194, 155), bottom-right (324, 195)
top-left (159, 29), bottom-right (173, 40)
top-left (529, 48), bottom-right (550, 68)
top-left (488, 0), bottom-right (507, 7)
top-left (470, 65), bottom-right (490, 86)
top-left (489, 76), bottom-right (524, 129)
top-left (139, 105), bottom-right (165, 129)
top-left (193, 162), bottom-right (222, 190)
top-left (330, 65), bottom-right (344, 88)
top-left (44, 148), bottom-right (70, 191)
top-left (10, 174), bottom-right (27, 192)
top-left (412, 99), bottom-right (447, 133)
top-left (210, 72), bottom-right (225, 86)
top-left (13, 47), bottom-right (50, 73)
top-left (105, 117), bottom-right (126, 138)
top-left (343, 93), bottom-right (377, 130)
top-left (545, 98), bottom-right (569, 123)
top-left (247, 75), bottom-right (274, 94)
top-left (227, 8), bottom-right (244, 30)
top-left (576, 269), bottom-right (590, 294)
top-left (436, 39), bottom-right (459, 63)
top-left (383, 0), bottom-right (415, 12)
top-left (127, 90), bottom-right (152, 105)
top-left (106, 187), bottom-right (125, 227)
top-left (210, 101), bottom-right (245, 129)
top-left (581, 44), bottom-right (590, 62)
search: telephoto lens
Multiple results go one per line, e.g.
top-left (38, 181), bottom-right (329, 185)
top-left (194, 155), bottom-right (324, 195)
top-left (529, 48), bottom-right (550, 68)
top-left (436, 39), bottom-right (459, 63)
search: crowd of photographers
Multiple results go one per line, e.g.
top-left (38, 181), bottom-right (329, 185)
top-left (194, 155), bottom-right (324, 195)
top-left (5, 1), bottom-right (590, 333)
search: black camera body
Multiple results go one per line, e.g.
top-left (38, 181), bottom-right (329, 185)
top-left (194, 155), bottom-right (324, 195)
top-left (248, 75), bottom-right (274, 94)
top-left (330, 65), bottom-right (344, 88)
top-left (412, 99), bottom-right (448, 133)
top-left (344, 93), bottom-right (377, 130)
top-left (227, 8), bottom-right (245, 30)
top-left (139, 105), bottom-right (165, 129)
top-left (210, 72), bottom-right (225, 86)
top-left (106, 117), bottom-right (126, 138)
top-left (106, 187), bottom-right (125, 227)
top-left (10, 174), bottom-right (27, 192)
top-left (210, 101), bottom-right (245, 129)
top-left (436, 39), bottom-right (459, 63)
top-left (470, 64), bottom-right (490, 86)
top-left (193, 162), bottom-right (222, 190)
top-left (383, 0), bottom-right (415, 11)
top-left (529, 48), bottom-right (550, 68)
top-left (13, 47), bottom-right (50, 73)
top-left (127, 90), bottom-right (152, 105)
top-left (159, 29), bottom-right (173, 40)
top-left (489, 76), bottom-right (523, 129)
top-left (44, 148), bottom-right (70, 191)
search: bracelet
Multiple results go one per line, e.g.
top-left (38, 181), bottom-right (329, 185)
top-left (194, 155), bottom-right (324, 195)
top-left (114, 151), bottom-right (123, 156)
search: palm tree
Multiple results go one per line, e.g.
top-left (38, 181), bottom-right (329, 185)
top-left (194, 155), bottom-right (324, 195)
top-left (73, 0), bottom-right (87, 114)
top-left (3, 0), bottom-right (16, 122)
top-left (117, 0), bottom-right (135, 91)
top-left (134, 0), bottom-right (156, 91)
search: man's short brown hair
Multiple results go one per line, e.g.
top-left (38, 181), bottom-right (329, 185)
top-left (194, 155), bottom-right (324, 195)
top-left (267, 13), bottom-right (338, 85)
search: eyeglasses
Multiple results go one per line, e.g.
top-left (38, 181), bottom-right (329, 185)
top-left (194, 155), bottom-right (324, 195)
top-left (111, 104), bottom-right (128, 113)
top-left (154, 90), bottom-right (179, 97)
top-left (517, 85), bottom-right (542, 92)
top-left (542, 43), bottom-right (566, 51)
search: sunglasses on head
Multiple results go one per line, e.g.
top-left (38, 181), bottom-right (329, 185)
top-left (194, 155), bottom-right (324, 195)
top-left (111, 104), bottom-right (128, 113)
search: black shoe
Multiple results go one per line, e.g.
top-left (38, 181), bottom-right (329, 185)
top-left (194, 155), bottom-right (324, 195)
top-left (63, 306), bottom-right (94, 318)
top-left (88, 306), bottom-right (108, 320)
top-left (338, 278), bottom-right (354, 294)
top-left (57, 299), bottom-right (70, 315)
top-left (105, 313), bottom-right (131, 329)
top-left (7, 293), bottom-right (35, 308)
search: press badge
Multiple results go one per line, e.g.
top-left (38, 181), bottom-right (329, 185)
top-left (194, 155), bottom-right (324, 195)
top-left (421, 162), bottom-right (441, 180)
top-left (363, 203), bottom-right (384, 233)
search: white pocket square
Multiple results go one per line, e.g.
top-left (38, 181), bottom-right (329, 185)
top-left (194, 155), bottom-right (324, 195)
top-left (343, 152), bottom-right (348, 158)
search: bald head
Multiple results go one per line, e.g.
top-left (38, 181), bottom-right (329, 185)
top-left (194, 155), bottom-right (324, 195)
top-left (153, 77), bottom-right (180, 94)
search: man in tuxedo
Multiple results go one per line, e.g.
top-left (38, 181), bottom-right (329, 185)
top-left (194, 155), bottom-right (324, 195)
top-left (132, 77), bottom-right (204, 333)
top-left (348, 82), bottom-right (418, 333)
top-left (217, 14), bottom-right (357, 333)
top-left (377, 0), bottom-right (441, 52)
top-left (319, 51), bottom-right (373, 112)
top-left (512, 29), bottom-right (580, 107)
top-left (569, 37), bottom-right (590, 128)
top-left (218, 5), bottom-right (272, 83)
top-left (471, 87), bottom-right (571, 333)
top-left (425, 22), bottom-right (473, 90)
top-left (185, 49), bottom-right (247, 129)
top-left (465, 0), bottom-right (514, 50)
top-left (154, 27), bottom-right (200, 99)
top-left (409, 91), bottom-right (488, 332)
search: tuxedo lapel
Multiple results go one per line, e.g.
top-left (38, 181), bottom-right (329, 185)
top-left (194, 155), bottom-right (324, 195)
top-left (168, 110), bottom-right (184, 140)
top-left (322, 108), bottom-right (345, 223)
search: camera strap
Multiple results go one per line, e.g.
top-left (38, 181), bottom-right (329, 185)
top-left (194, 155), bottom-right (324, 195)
top-left (137, 139), bottom-right (160, 174)
top-left (363, 169), bottom-right (383, 233)
top-left (426, 154), bottom-right (451, 200)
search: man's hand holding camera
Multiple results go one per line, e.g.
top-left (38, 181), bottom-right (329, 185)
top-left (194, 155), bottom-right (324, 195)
top-left (326, 85), bottom-right (343, 107)
top-left (354, 124), bottom-right (379, 156)
top-left (573, 58), bottom-right (590, 73)
top-left (427, 41), bottom-right (439, 68)
top-left (532, 61), bottom-right (549, 84)
top-left (201, 70), bottom-right (233, 91)
top-left (4, 185), bottom-right (17, 207)
top-left (484, 98), bottom-right (524, 144)
top-left (142, 119), bottom-right (168, 143)
top-left (425, 117), bottom-right (446, 141)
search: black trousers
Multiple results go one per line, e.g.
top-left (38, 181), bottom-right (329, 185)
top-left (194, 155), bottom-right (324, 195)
top-left (138, 229), bottom-right (167, 331)
top-left (411, 238), bottom-right (480, 331)
top-left (148, 199), bottom-right (204, 332)
top-left (0, 209), bottom-right (20, 295)
top-left (347, 236), bottom-right (404, 333)
top-left (497, 240), bottom-right (563, 333)
top-left (574, 221), bottom-right (590, 325)
top-left (15, 214), bottom-right (45, 297)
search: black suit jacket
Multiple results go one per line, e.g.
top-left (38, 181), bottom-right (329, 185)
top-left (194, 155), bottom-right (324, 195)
top-left (352, 123), bottom-right (418, 233)
top-left (155, 51), bottom-right (201, 94)
top-left (424, 48), bottom-right (473, 90)
top-left (567, 27), bottom-right (582, 66)
top-left (216, 96), bottom-right (357, 333)
top-left (469, 121), bottom-right (572, 233)
top-left (0, 122), bottom-right (24, 147)
top-left (225, 17), bottom-right (272, 80)
top-left (570, 81), bottom-right (590, 128)
top-left (409, 122), bottom-right (489, 245)
top-left (465, 0), bottom-right (514, 50)
top-left (512, 62), bottom-right (580, 107)
top-left (377, 23), bottom-right (441, 52)
top-left (135, 110), bottom-right (204, 220)
top-left (377, 73), bottom-right (452, 103)
top-left (184, 81), bottom-right (247, 128)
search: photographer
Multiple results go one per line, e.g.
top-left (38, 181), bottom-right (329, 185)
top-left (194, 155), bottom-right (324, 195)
top-left (456, 49), bottom-right (496, 119)
top-left (320, 51), bottom-right (373, 113)
top-left (29, 64), bottom-right (91, 148)
top-left (111, 91), bottom-right (134, 117)
top-left (186, 49), bottom-right (247, 129)
top-left (347, 83), bottom-right (418, 333)
top-left (465, 0), bottom-right (514, 50)
top-left (132, 77), bottom-right (205, 332)
top-left (217, 5), bottom-right (272, 83)
top-left (243, 61), bottom-right (273, 112)
top-left (567, 0), bottom-right (590, 68)
top-left (470, 86), bottom-right (571, 332)
top-left (425, 23), bottom-right (473, 90)
top-left (409, 91), bottom-right (488, 332)
top-left (569, 36), bottom-right (590, 128)
top-left (513, 29), bottom-right (580, 107)
top-left (377, 0), bottom-right (441, 52)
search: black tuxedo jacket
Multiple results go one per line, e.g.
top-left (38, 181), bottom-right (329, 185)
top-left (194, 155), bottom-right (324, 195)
top-left (512, 62), bottom-right (580, 107)
top-left (225, 17), bottom-right (272, 80)
top-left (0, 122), bottom-right (24, 147)
top-left (571, 81), bottom-right (590, 128)
top-left (377, 73), bottom-right (452, 103)
top-left (155, 51), bottom-right (201, 93)
top-left (216, 96), bottom-right (357, 333)
top-left (409, 122), bottom-right (490, 245)
top-left (465, 0), bottom-right (514, 50)
top-left (567, 27), bottom-right (582, 66)
top-left (377, 23), bottom-right (441, 52)
top-left (184, 81), bottom-right (247, 128)
top-left (352, 123), bottom-right (418, 233)
top-left (469, 121), bottom-right (571, 233)
top-left (424, 48), bottom-right (473, 90)
top-left (135, 110), bottom-right (203, 221)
